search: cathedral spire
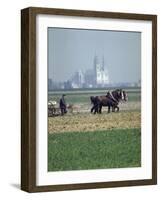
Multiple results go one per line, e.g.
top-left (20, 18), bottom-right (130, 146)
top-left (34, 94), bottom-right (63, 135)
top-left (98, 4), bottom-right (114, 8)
top-left (102, 55), bottom-right (104, 70)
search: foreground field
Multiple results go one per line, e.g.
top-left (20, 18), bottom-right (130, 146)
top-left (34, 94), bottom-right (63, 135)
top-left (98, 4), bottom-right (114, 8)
top-left (48, 111), bottom-right (140, 134)
top-left (48, 128), bottom-right (141, 171)
top-left (48, 88), bottom-right (141, 171)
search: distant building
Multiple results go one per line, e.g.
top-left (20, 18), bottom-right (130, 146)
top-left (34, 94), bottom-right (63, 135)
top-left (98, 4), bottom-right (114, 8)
top-left (137, 79), bottom-right (141, 87)
top-left (50, 55), bottom-right (111, 90)
top-left (94, 55), bottom-right (109, 87)
top-left (64, 80), bottom-right (72, 90)
top-left (48, 78), bottom-right (53, 90)
top-left (84, 69), bottom-right (95, 88)
top-left (71, 70), bottom-right (85, 88)
top-left (67, 55), bottom-right (110, 88)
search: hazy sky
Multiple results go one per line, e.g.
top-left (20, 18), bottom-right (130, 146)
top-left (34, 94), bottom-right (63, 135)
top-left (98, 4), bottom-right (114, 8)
top-left (48, 28), bottom-right (141, 83)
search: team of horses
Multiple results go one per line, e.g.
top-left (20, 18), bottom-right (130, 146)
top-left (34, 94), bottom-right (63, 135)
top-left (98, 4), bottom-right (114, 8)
top-left (48, 89), bottom-right (128, 116)
top-left (90, 89), bottom-right (128, 114)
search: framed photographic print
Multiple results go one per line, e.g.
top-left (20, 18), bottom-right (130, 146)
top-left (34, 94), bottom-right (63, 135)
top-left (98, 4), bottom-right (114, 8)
top-left (21, 7), bottom-right (157, 192)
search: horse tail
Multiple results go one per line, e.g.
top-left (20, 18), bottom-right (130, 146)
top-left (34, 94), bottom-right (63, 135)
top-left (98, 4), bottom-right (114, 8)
top-left (90, 96), bottom-right (96, 104)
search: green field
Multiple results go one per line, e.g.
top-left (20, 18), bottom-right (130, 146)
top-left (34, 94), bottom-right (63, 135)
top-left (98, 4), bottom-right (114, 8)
top-left (48, 87), bottom-right (141, 171)
top-left (48, 87), bottom-right (141, 104)
top-left (48, 128), bottom-right (141, 171)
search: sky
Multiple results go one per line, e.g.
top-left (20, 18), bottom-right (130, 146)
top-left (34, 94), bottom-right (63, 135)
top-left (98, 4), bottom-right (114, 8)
top-left (48, 27), bottom-right (141, 83)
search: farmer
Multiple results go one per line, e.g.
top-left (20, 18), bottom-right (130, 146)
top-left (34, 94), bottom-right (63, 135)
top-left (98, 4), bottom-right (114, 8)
top-left (59, 94), bottom-right (67, 115)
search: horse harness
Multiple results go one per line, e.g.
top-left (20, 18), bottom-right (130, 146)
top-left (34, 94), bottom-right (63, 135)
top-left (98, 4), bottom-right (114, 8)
top-left (109, 91), bottom-right (119, 104)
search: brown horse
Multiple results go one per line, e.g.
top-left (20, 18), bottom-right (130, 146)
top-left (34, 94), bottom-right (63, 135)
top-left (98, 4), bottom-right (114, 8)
top-left (91, 89), bottom-right (127, 114)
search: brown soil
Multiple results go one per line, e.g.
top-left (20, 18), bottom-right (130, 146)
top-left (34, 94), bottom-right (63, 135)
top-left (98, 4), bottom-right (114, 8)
top-left (48, 110), bottom-right (141, 134)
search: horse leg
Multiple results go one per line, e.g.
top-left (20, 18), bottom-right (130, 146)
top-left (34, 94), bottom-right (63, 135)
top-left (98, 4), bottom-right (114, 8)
top-left (112, 106), bottom-right (115, 112)
top-left (91, 104), bottom-right (97, 114)
top-left (93, 107), bottom-right (96, 113)
top-left (93, 105), bottom-right (97, 114)
top-left (96, 103), bottom-right (100, 114)
top-left (91, 106), bottom-right (94, 113)
top-left (108, 106), bottom-right (110, 113)
top-left (94, 104), bottom-right (99, 114)
top-left (99, 104), bottom-right (102, 114)
top-left (116, 106), bottom-right (119, 112)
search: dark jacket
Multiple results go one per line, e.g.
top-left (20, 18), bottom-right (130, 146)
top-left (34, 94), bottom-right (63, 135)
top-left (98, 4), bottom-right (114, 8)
top-left (59, 96), bottom-right (66, 108)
